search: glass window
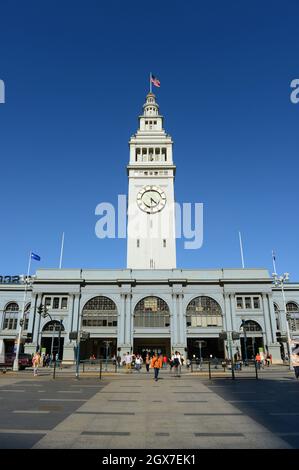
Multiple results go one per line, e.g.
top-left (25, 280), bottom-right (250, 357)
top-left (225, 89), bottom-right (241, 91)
top-left (82, 296), bottom-right (118, 328)
top-left (163, 239), bottom-right (166, 247)
top-left (134, 296), bottom-right (170, 328)
top-left (53, 297), bottom-right (60, 309)
top-left (253, 297), bottom-right (260, 309)
top-left (3, 303), bottom-right (19, 330)
top-left (245, 297), bottom-right (252, 309)
top-left (45, 297), bottom-right (51, 307)
top-left (186, 296), bottom-right (223, 328)
top-left (236, 297), bottom-right (243, 309)
top-left (61, 297), bottom-right (68, 309)
top-left (137, 239), bottom-right (140, 248)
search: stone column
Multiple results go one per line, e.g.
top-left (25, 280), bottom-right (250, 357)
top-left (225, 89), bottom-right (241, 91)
top-left (125, 294), bottom-right (132, 351)
top-left (266, 294), bottom-right (283, 363)
top-left (173, 293), bottom-right (186, 355)
top-left (63, 294), bottom-right (77, 362)
top-left (262, 293), bottom-right (272, 346)
top-left (117, 293), bottom-right (127, 358)
top-left (223, 294), bottom-right (232, 359)
top-left (171, 293), bottom-right (178, 349)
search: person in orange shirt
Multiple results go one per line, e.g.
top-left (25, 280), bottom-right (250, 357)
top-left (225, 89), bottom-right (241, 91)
top-left (151, 353), bottom-right (163, 381)
top-left (255, 353), bottom-right (261, 370)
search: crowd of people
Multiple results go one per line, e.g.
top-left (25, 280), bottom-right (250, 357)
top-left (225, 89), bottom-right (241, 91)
top-left (118, 351), bottom-right (185, 381)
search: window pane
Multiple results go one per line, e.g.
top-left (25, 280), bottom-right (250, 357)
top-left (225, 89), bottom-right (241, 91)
top-left (253, 297), bottom-right (260, 309)
top-left (245, 297), bottom-right (252, 309)
top-left (61, 297), bottom-right (68, 309)
top-left (236, 297), bottom-right (243, 309)
top-left (53, 298), bottom-right (60, 309)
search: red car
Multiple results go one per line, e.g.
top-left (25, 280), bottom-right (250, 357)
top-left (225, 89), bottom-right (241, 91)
top-left (3, 352), bottom-right (33, 370)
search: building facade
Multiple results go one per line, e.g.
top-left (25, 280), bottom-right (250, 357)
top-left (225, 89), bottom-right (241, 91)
top-left (0, 93), bottom-right (298, 364)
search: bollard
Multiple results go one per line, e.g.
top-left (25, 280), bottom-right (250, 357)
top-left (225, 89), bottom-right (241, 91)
top-left (255, 360), bottom-right (258, 380)
top-left (53, 360), bottom-right (56, 380)
top-left (231, 360), bottom-right (235, 380)
top-left (99, 361), bottom-right (102, 380)
top-left (208, 361), bottom-right (211, 380)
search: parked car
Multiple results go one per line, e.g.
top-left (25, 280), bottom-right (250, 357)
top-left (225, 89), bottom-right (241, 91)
top-left (3, 352), bottom-right (32, 370)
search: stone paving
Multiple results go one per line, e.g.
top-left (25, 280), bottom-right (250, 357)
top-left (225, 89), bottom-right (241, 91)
top-left (0, 367), bottom-right (298, 449)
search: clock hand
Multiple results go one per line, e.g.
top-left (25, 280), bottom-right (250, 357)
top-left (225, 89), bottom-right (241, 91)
top-left (150, 197), bottom-right (158, 205)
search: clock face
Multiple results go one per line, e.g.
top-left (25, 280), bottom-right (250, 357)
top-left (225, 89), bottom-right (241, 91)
top-left (137, 185), bottom-right (167, 214)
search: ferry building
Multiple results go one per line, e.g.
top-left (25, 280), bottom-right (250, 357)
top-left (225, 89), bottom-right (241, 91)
top-left (0, 93), bottom-right (298, 363)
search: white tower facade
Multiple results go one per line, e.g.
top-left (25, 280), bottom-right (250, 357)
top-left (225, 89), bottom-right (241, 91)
top-left (127, 92), bottom-right (176, 269)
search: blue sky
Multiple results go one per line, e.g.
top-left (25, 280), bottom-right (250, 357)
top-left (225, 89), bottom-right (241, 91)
top-left (0, 0), bottom-right (298, 279)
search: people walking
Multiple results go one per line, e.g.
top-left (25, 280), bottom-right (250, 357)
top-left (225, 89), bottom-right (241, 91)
top-left (151, 352), bottom-right (163, 381)
top-left (135, 354), bottom-right (142, 372)
top-left (290, 341), bottom-right (299, 379)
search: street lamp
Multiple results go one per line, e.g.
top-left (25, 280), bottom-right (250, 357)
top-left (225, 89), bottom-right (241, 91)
top-left (241, 319), bottom-right (248, 366)
top-left (53, 318), bottom-right (63, 379)
top-left (13, 275), bottom-right (33, 371)
top-left (103, 340), bottom-right (112, 371)
top-left (272, 272), bottom-right (292, 370)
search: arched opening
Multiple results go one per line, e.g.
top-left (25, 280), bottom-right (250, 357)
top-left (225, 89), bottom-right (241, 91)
top-left (186, 296), bottom-right (224, 359)
top-left (79, 296), bottom-right (118, 360)
top-left (133, 297), bottom-right (171, 358)
top-left (287, 302), bottom-right (299, 333)
top-left (240, 320), bottom-right (264, 360)
top-left (41, 321), bottom-right (65, 360)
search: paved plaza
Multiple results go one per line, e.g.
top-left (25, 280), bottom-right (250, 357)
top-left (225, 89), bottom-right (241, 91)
top-left (0, 366), bottom-right (298, 449)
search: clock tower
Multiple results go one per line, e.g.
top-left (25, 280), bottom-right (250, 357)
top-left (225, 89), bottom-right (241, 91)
top-left (127, 92), bottom-right (176, 269)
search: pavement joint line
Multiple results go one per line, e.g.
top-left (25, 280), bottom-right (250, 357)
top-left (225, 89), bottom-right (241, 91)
top-left (228, 400), bottom-right (276, 403)
top-left (58, 390), bottom-right (82, 393)
top-left (39, 398), bottom-right (87, 402)
top-left (0, 429), bottom-right (49, 434)
top-left (81, 431), bottom-right (131, 436)
top-left (194, 433), bottom-right (245, 437)
top-left (75, 411), bottom-right (135, 415)
top-left (184, 413), bottom-right (243, 416)
top-left (177, 400), bottom-right (208, 403)
top-left (108, 400), bottom-right (138, 402)
top-left (0, 389), bottom-right (25, 392)
top-left (13, 410), bottom-right (50, 414)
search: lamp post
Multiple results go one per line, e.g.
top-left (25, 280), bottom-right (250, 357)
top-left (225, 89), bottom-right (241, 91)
top-left (272, 272), bottom-right (292, 370)
top-left (103, 340), bottom-right (112, 371)
top-left (53, 318), bottom-right (63, 379)
top-left (195, 340), bottom-right (205, 369)
top-left (241, 319), bottom-right (248, 366)
top-left (13, 274), bottom-right (33, 371)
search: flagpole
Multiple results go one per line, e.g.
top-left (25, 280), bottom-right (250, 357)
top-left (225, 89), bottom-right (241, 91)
top-left (272, 250), bottom-right (277, 275)
top-left (150, 72), bottom-right (152, 93)
top-left (59, 232), bottom-right (65, 269)
top-left (13, 251), bottom-right (32, 371)
top-left (239, 231), bottom-right (245, 268)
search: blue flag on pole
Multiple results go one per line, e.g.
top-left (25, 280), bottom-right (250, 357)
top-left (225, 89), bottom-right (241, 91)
top-left (31, 252), bottom-right (41, 261)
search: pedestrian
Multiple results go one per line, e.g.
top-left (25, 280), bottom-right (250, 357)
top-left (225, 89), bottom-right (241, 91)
top-left (145, 353), bottom-right (150, 373)
top-left (163, 355), bottom-right (168, 368)
top-left (124, 352), bottom-right (132, 373)
top-left (173, 351), bottom-right (181, 377)
top-left (290, 342), bottom-right (299, 379)
top-left (135, 354), bottom-right (142, 372)
top-left (151, 352), bottom-right (163, 381)
top-left (32, 351), bottom-right (41, 376)
top-left (255, 353), bottom-right (261, 370)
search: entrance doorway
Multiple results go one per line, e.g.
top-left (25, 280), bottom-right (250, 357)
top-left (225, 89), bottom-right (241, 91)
top-left (79, 338), bottom-right (117, 360)
top-left (41, 337), bottom-right (65, 361)
top-left (133, 338), bottom-right (171, 359)
top-left (187, 338), bottom-right (224, 360)
top-left (240, 336), bottom-right (264, 360)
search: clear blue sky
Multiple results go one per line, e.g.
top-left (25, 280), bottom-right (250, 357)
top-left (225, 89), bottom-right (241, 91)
top-left (0, 0), bottom-right (298, 279)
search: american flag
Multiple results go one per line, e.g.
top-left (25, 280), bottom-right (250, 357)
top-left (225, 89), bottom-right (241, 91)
top-left (151, 74), bottom-right (161, 87)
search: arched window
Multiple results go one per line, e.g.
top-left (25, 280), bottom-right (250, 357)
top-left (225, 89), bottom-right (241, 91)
top-left (24, 303), bottom-right (30, 330)
top-left (273, 303), bottom-right (280, 330)
top-left (240, 320), bottom-right (262, 332)
top-left (3, 302), bottom-right (19, 330)
top-left (186, 296), bottom-right (223, 328)
top-left (82, 296), bottom-right (117, 327)
top-left (134, 296), bottom-right (170, 327)
top-left (42, 321), bottom-right (65, 332)
top-left (287, 302), bottom-right (299, 332)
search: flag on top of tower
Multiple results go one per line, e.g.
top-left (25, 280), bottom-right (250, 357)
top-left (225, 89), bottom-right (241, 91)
top-left (151, 74), bottom-right (160, 87)
top-left (31, 252), bottom-right (41, 261)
